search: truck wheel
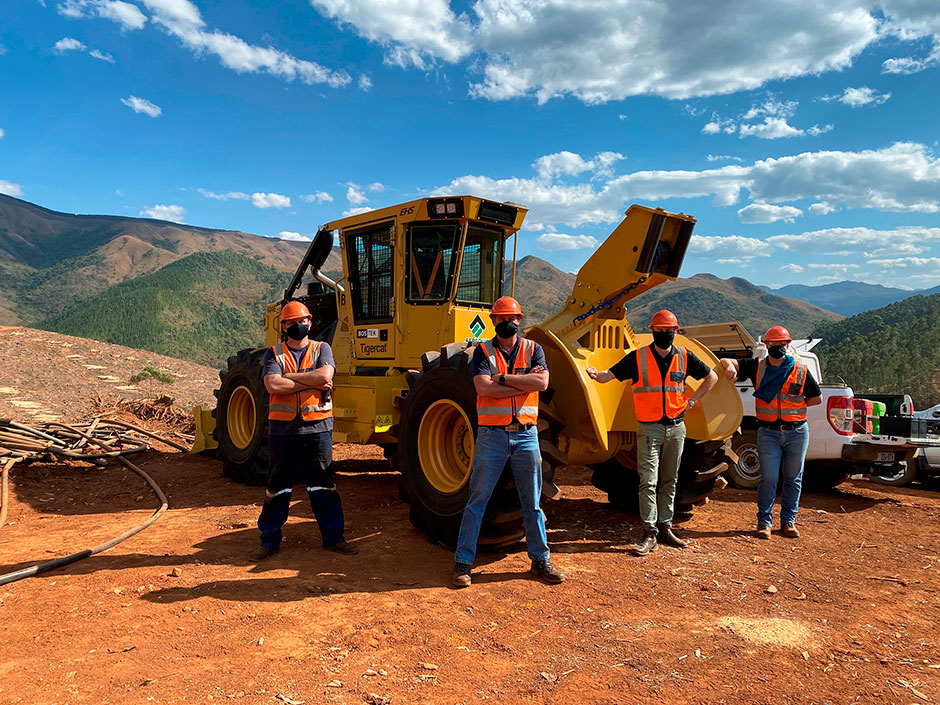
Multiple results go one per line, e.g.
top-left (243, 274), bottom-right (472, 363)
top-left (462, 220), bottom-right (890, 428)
top-left (803, 463), bottom-right (849, 491)
top-left (590, 439), bottom-right (731, 514)
top-left (213, 348), bottom-right (269, 486)
top-left (726, 430), bottom-right (761, 490)
top-left (870, 461), bottom-right (918, 487)
top-left (395, 346), bottom-right (523, 549)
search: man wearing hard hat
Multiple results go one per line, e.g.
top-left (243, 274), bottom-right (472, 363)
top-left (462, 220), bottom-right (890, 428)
top-left (452, 296), bottom-right (564, 587)
top-left (587, 310), bottom-right (717, 556)
top-left (719, 326), bottom-right (822, 540)
top-left (250, 301), bottom-right (357, 561)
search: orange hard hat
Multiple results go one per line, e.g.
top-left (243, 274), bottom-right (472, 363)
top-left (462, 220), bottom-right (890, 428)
top-left (764, 325), bottom-right (792, 343)
top-left (280, 301), bottom-right (312, 322)
top-left (650, 310), bottom-right (679, 329)
top-left (491, 296), bottom-right (523, 317)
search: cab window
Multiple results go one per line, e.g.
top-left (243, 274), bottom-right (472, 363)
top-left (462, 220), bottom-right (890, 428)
top-left (456, 224), bottom-right (503, 306)
top-left (346, 222), bottom-right (394, 323)
top-left (405, 222), bottom-right (460, 303)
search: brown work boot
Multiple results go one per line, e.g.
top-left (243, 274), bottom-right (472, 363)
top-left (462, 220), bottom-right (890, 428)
top-left (755, 525), bottom-right (771, 540)
top-left (657, 524), bottom-right (688, 548)
top-left (325, 540), bottom-right (359, 555)
top-left (530, 559), bottom-right (565, 584)
top-left (781, 523), bottom-right (800, 539)
top-left (453, 563), bottom-right (472, 588)
top-left (629, 529), bottom-right (659, 556)
top-left (250, 544), bottom-right (279, 561)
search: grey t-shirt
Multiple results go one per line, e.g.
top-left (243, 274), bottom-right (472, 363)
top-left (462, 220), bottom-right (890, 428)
top-left (263, 341), bottom-right (335, 435)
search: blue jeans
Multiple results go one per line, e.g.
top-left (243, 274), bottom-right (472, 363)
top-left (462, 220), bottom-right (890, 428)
top-left (454, 426), bottom-right (550, 566)
top-left (756, 424), bottom-right (810, 528)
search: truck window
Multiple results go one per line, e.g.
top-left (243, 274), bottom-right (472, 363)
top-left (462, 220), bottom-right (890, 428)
top-left (456, 224), bottom-right (503, 306)
top-left (346, 222), bottom-right (394, 323)
top-left (405, 222), bottom-right (459, 302)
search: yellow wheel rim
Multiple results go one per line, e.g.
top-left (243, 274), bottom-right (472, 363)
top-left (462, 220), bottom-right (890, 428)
top-left (228, 385), bottom-right (257, 449)
top-left (418, 399), bottom-right (474, 494)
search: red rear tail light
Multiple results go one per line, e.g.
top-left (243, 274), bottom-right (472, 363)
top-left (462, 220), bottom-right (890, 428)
top-left (828, 396), bottom-right (854, 436)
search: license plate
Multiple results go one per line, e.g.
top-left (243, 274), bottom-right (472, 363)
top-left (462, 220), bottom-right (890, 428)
top-left (876, 452), bottom-right (895, 463)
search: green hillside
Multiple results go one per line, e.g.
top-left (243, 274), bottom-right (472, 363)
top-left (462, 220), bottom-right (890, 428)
top-left (37, 251), bottom-right (290, 367)
top-left (811, 294), bottom-right (940, 408)
top-left (626, 274), bottom-right (842, 337)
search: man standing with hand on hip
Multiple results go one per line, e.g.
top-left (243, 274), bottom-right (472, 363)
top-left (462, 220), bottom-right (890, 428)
top-left (719, 326), bottom-right (821, 540)
top-left (452, 296), bottom-right (563, 588)
top-left (587, 310), bottom-right (717, 556)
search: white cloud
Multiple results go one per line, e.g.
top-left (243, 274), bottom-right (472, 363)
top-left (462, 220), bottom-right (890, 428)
top-left (346, 183), bottom-right (368, 205)
top-left (737, 203), bottom-right (803, 223)
top-left (89, 48), bottom-right (115, 62)
top-left (139, 204), bottom-right (186, 222)
top-left (277, 231), bottom-right (311, 241)
top-left (865, 256), bottom-right (940, 270)
top-left (121, 95), bottom-right (162, 117)
top-left (779, 263), bottom-right (804, 273)
top-left (251, 192), bottom-right (291, 208)
top-left (367, 182), bottom-right (385, 192)
top-left (0, 44), bottom-right (7, 55)
top-left (806, 123), bottom-right (834, 136)
top-left (768, 226), bottom-right (940, 256)
top-left (342, 206), bottom-right (373, 217)
top-left (741, 96), bottom-right (799, 121)
top-left (314, 0), bottom-right (887, 104)
top-left (301, 191), bottom-right (334, 203)
top-left (807, 263), bottom-right (860, 272)
top-left (97, 0), bottom-right (147, 30)
top-left (688, 235), bottom-right (771, 259)
top-left (707, 154), bottom-right (743, 162)
top-left (739, 117), bottom-right (804, 139)
top-left (358, 74), bottom-right (372, 91)
top-left (880, 5), bottom-right (940, 75)
top-left (0, 180), bottom-right (23, 197)
top-left (808, 202), bottom-right (836, 215)
top-left (139, 0), bottom-right (350, 87)
top-left (716, 258), bottom-right (748, 265)
top-left (0, 128), bottom-right (5, 139)
top-left (536, 232), bottom-right (599, 251)
top-left (198, 188), bottom-right (250, 201)
top-left (534, 151), bottom-right (625, 179)
top-left (54, 37), bottom-right (86, 52)
top-left (58, 0), bottom-right (147, 30)
top-left (437, 142), bottom-right (940, 229)
top-left (822, 85), bottom-right (891, 107)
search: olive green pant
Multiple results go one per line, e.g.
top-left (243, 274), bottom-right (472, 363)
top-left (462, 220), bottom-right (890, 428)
top-left (636, 421), bottom-right (686, 531)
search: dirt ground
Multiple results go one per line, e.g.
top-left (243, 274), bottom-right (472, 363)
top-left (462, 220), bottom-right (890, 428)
top-left (1, 328), bottom-right (940, 704)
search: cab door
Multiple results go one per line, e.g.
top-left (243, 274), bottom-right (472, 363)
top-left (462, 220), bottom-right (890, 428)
top-left (343, 220), bottom-right (397, 366)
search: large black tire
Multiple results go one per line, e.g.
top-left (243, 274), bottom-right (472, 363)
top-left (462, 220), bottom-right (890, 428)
top-left (394, 343), bottom-right (524, 549)
top-left (802, 462), bottom-right (850, 491)
top-left (870, 460), bottom-right (918, 487)
top-left (590, 437), bottom-right (731, 514)
top-left (213, 348), bottom-right (269, 486)
top-left (726, 430), bottom-right (761, 489)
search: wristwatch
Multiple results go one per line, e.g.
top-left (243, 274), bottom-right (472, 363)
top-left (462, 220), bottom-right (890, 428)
top-left (498, 374), bottom-right (506, 385)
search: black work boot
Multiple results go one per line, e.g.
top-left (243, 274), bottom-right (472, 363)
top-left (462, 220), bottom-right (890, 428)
top-left (325, 540), bottom-right (359, 555)
top-left (250, 544), bottom-right (279, 561)
top-left (453, 563), bottom-right (472, 588)
top-left (530, 559), bottom-right (565, 584)
top-left (657, 524), bottom-right (688, 548)
top-left (629, 529), bottom-right (659, 556)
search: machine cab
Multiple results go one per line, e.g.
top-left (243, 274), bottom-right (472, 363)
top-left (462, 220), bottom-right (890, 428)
top-left (270, 196), bottom-right (528, 374)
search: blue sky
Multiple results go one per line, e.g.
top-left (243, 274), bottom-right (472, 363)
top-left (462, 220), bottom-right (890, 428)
top-left (2, 0), bottom-right (940, 289)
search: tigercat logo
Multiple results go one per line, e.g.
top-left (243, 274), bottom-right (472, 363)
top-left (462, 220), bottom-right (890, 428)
top-left (469, 314), bottom-right (485, 338)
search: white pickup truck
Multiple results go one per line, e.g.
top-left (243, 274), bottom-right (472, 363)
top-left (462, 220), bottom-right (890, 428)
top-left (684, 322), bottom-right (940, 490)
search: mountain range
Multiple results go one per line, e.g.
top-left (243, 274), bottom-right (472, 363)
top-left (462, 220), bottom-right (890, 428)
top-left (0, 193), bottom-right (874, 367)
top-left (762, 281), bottom-right (940, 317)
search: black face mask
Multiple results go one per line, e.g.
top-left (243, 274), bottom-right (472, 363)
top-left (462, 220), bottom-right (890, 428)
top-left (495, 321), bottom-right (519, 339)
top-left (652, 331), bottom-right (676, 349)
top-left (768, 345), bottom-right (787, 359)
top-left (286, 322), bottom-right (310, 340)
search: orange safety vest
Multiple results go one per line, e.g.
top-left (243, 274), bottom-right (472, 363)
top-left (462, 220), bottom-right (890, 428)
top-left (632, 345), bottom-right (689, 423)
top-left (755, 359), bottom-right (807, 422)
top-left (268, 341), bottom-right (333, 422)
top-left (476, 338), bottom-right (539, 426)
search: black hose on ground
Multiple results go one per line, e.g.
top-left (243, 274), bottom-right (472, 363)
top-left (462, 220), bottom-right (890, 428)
top-left (0, 419), bottom-right (171, 586)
